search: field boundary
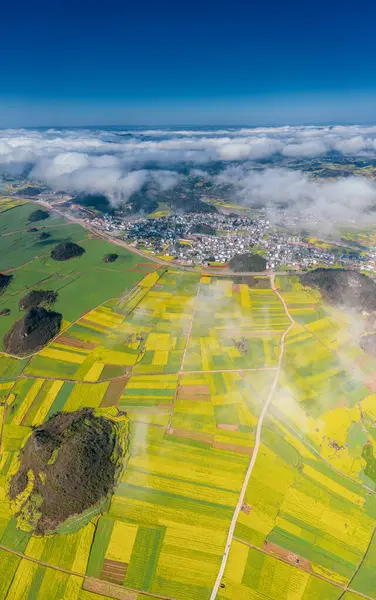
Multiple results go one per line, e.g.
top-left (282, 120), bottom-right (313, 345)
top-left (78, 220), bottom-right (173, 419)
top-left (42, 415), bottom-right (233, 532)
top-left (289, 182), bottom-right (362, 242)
top-left (208, 273), bottom-right (295, 599)
top-left (166, 277), bottom-right (202, 430)
top-left (270, 405), bottom-right (376, 497)
top-left (233, 537), bottom-right (374, 600)
top-left (0, 543), bottom-right (178, 600)
top-left (337, 526), bottom-right (376, 599)
top-left (0, 263), bottom-right (161, 364)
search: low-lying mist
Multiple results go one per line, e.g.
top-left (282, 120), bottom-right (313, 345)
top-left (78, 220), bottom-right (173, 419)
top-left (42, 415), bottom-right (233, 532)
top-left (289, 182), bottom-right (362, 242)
top-left (3, 125), bottom-right (376, 233)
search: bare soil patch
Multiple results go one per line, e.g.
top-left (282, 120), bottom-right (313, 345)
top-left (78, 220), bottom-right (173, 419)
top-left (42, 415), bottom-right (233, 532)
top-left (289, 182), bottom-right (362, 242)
top-left (100, 378), bottom-right (129, 407)
top-left (166, 427), bottom-right (213, 444)
top-left (263, 541), bottom-right (311, 571)
top-left (83, 578), bottom-right (137, 600)
top-left (212, 441), bottom-right (253, 455)
top-left (177, 385), bottom-right (211, 400)
top-left (100, 559), bottom-right (128, 584)
top-left (56, 336), bottom-right (96, 350)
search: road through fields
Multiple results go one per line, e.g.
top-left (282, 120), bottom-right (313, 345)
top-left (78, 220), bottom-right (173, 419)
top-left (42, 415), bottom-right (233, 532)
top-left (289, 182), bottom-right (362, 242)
top-left (209, 273), bottom-right (295, 600)
top-left (30, 197), bottom-right (299, 277)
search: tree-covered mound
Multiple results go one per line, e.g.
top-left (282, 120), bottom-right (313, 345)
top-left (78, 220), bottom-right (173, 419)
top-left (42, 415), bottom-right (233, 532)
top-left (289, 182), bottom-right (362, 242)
top-left (301, 268), bottom-right (376, 313)
top-left (190, 223), bottom-right (216, 235)
top-left (19, 290), bottom-right (57, 311)
top-left (75, 192), bottom-right (114, 214)
top-left (20, 186), bottom-right (44, 196)
top-left (0, 273), bottom-right (12, 294)
top-left (39, 231), bottom-right (50, 240)
top-left (229, 253), bottom-right (267, 272)
top-left (174, 196), bottom-right (218, 213)
top-left (4, 307), bottom-right (62, 355)
top-left (51, 242), bottom-right (85, 261)
top-left (8, 408), bottom-right (126, 535)
top-left (28, 209), bottom-right (50, 222)
top-left (104, 253), bottom-right (118, 263)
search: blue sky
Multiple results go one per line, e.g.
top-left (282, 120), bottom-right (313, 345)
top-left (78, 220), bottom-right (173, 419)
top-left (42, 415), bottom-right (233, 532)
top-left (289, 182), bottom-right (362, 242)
top-left (2, 0), bottom-right (376, 126)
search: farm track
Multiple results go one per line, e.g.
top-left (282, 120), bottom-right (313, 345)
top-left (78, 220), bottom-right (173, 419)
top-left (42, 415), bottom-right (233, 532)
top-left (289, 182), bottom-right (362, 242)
top-left (271, 410), bottom-right (376, 496)
top-left (271, 290), bottom-right (376, 497)
top-left (0, 222), bottom-right (72, 238)
top-left (3, 201), bottom-right (375, 599)
top-left (233, 537), bottom-right (375, 600)
top-left (336, 526), bottom-right (376, 599)
top-left (1, 366), bottom-right (277, 385)
top-left (0, 544), bottom-right (178, 600)
top-left (166, 278), bottom-right (202, 430)
top-left (0, 261), bottom-right (161, 362)
top-left (209, 273), bottom-right (295, 600)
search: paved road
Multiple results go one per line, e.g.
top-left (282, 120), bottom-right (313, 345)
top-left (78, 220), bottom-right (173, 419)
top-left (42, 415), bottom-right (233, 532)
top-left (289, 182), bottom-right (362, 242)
top-left (27, 198), bottom-right (300, 278)
top-left (209, 273), bottom-right (295, 600)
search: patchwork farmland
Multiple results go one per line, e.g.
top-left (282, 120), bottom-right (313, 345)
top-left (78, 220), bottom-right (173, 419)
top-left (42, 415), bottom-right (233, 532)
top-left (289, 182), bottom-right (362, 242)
top-left (1, 200), bottom-right (376, 599)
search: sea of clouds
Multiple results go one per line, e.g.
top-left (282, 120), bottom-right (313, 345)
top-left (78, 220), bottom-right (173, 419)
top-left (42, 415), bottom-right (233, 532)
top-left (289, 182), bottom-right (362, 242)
top-left (2, 125), bottom-right (376, 228)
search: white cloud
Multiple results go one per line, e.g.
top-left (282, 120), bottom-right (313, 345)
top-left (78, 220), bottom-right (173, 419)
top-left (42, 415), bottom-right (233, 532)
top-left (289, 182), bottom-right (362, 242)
top-left (30, 151), bottom-right (181, 204)
top-left (282, 140), bottom-right (328, 157)
top-left (215, 166), bottom-right (376, 231)
top-left (3, 124), bottom-right (376, 173)
top-left (2, 125), bottom-right (376, 219)
top-left (217, 138), bottom-right (283, 160)
top-left (190, 168), bottom-right (208, 177)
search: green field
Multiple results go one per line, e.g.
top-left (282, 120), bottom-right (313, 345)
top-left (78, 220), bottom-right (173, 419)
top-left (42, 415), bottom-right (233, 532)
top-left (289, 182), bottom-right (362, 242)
top-left (0, 202), bottom-right (156, 351)
top-left (1, 199), bottom-right (376, 600)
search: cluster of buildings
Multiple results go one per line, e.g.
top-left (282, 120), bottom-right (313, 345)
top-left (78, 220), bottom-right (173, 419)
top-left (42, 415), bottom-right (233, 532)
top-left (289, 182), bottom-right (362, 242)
top-left (88, 212), bottom-right (266, 264)
top-left (364, 250), bottom-right (376, 274)
top-left (4, 172), bottom-right (375, 274)
top-left (84, 210), bottom-right (365, 271)
top-left (264, 234), bottom-right (338, 270)
top-left (10, 175), bottom-right (366, 272)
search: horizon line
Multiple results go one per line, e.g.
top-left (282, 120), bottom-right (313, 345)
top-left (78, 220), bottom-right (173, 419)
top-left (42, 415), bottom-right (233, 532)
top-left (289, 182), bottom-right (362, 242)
top-left (1, 121), bottom-right (375, 130)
